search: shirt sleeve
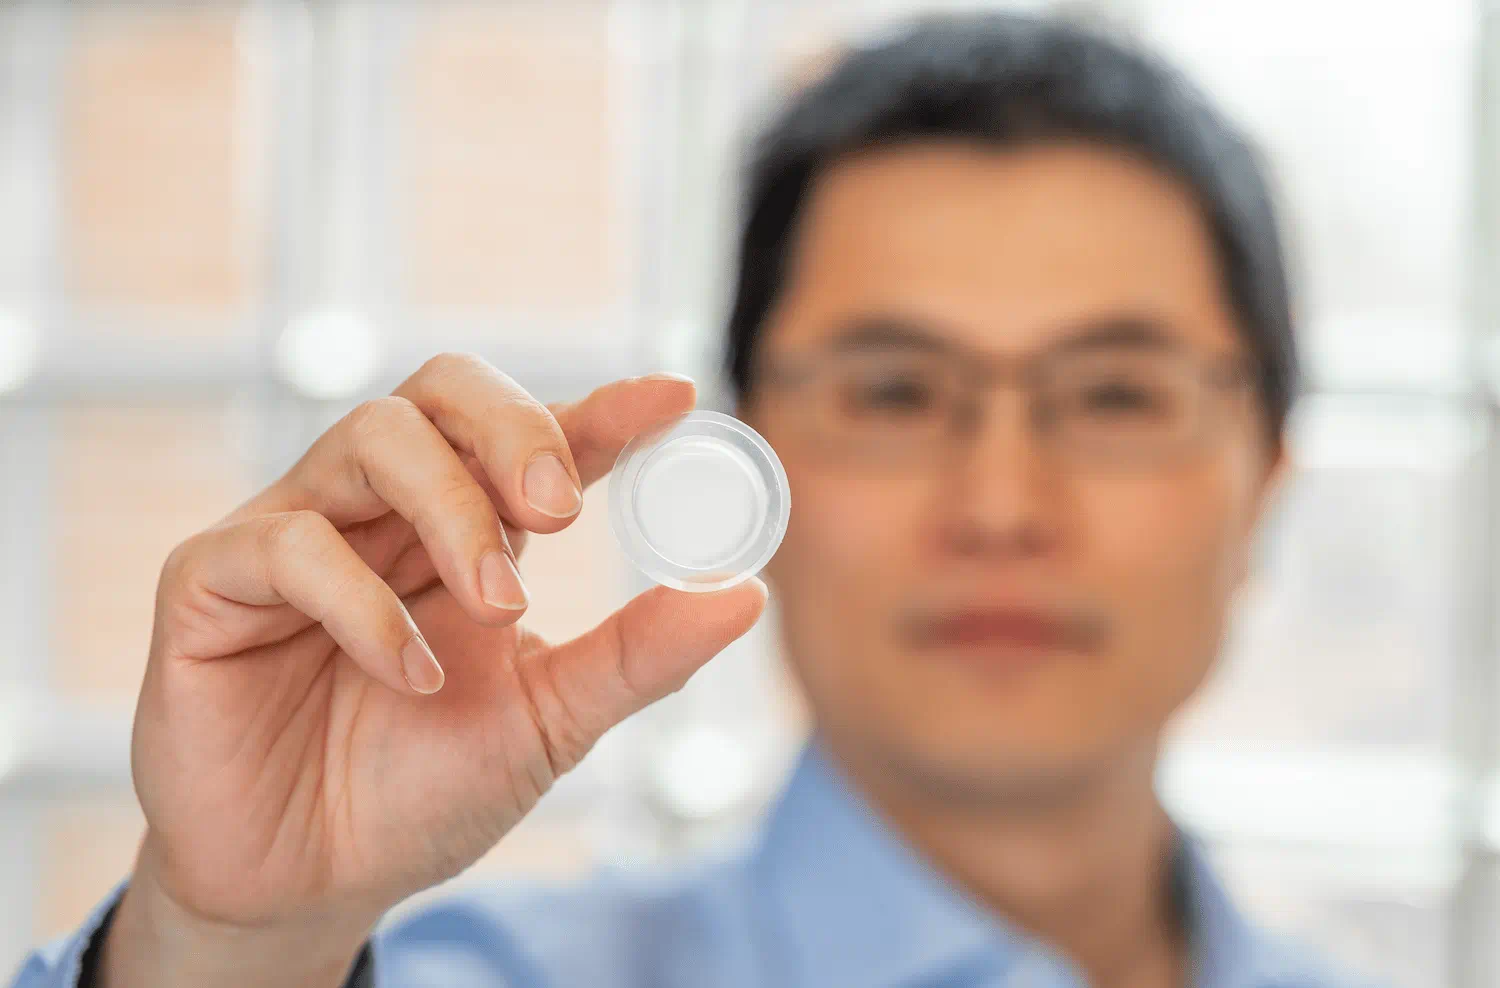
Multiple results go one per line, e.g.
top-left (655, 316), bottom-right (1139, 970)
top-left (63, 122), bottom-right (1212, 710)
top-left (7, 884), bottom-right (376, 988)
top-left (7, 883), bottom-right (125, 988)
top-left (10, 876), bottom-right (651, 988)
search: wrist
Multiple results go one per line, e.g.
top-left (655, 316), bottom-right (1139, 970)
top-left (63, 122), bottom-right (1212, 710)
top-left (100, 846), bottom-right (376, 988)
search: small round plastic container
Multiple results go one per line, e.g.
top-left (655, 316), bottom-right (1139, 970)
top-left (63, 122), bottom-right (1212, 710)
top-left (609, 410), bottom-right (790, 592)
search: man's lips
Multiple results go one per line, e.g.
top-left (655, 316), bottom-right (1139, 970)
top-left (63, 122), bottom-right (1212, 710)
top-left (904, 606), bottom-right (1105, 652)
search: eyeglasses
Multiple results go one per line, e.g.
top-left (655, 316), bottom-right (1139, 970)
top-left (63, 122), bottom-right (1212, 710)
top-left (755, 342), bottom-right (1255, 466)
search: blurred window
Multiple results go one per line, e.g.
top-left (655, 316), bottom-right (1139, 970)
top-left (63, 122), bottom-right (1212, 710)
top-left (0, 3), bottom-right (1496, 986)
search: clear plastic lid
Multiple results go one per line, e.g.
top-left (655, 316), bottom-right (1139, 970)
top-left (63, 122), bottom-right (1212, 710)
top-left (609, 410), bottom-right (790, 592)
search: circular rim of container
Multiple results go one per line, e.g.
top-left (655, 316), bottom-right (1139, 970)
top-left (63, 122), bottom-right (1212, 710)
top-left (608, 409), bottom-right (790, 593)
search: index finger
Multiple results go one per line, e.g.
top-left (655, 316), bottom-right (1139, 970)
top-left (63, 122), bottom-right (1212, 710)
top-left (393, 354), bottom-right (585, 535)
top-left (549, 372), bottom-right (698, 489)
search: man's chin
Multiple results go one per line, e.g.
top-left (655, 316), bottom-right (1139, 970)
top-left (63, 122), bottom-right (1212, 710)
top-left (876, 735), bottom-right (1147, 813)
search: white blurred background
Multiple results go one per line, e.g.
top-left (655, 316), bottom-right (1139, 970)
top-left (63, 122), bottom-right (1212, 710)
top-left (0, 1), bottom-right (1498, 985)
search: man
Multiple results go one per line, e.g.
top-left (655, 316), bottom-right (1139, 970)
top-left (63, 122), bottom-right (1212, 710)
top-left (13, 12), bottom-right (1376, 988)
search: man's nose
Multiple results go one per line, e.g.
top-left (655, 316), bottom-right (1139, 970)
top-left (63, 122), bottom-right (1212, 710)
top-left (937, 390), bottom-right (1061, 556)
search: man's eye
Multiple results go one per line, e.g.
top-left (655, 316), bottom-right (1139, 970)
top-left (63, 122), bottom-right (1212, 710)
top-left (1081, 381), bottom-right (1161, 414)
top-left (850, 375), bottom-right (940, 415)
top-left (866, 378), bottom-right (933, 407)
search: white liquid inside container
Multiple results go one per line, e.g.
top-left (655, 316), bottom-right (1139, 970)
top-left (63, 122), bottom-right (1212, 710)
top-left (633, 438), bottom-right (765, 569)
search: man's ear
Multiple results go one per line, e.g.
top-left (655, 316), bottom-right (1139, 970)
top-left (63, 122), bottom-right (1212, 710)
top-left (1235, 435), bottom-right (1291, 590)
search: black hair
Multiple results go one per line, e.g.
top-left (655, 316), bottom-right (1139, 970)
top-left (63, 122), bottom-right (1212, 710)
top-left (723, 11), bottom-right (1299, 436)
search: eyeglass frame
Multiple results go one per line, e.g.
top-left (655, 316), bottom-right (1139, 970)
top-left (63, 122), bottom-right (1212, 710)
top-left (744, 316), bottom-right (1264, 466)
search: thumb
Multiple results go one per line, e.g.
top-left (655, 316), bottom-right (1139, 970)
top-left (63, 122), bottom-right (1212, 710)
top-left (534, 578), bottom-right (768, 758)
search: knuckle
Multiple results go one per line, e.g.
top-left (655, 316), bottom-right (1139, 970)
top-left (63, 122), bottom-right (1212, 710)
top-left (497, 386), bottom-right (550, 420)
top-left (158, 533), bottom-right (201, 594)
top-left (499, 395), bottom-right (566, 451)
top-left (411, 353), bottom-right (493, 426)
top-left (260, 509), bottom-right (333, 558)
top-left (437, 473), bottom-right (499, 522)
top-left (345, 395), bottom-right (421, 445)
top-left (417, 351), bottom-right (489, 384)
top-left (154, 536), bottom-right (228, 655)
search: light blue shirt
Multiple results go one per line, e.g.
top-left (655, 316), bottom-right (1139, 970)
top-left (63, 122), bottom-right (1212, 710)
top-left (12, 743), bottom-right (1377, 987)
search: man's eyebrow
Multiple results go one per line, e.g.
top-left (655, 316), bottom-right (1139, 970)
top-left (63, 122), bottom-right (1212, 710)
top-left (794, 313), bottom-right (1191, 364)
top-left (823, 317), bottom-right (960, 354)
top-left (1050, 316), bottom-right (1183, 353)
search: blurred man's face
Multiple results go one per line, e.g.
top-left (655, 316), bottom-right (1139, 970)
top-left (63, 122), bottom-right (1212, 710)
top-left (749, 142), bottom-right (1282, 802)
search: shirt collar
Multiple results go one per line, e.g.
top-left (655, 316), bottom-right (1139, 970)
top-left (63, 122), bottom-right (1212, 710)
top-left (1172, 831), bottom-right (1283, 988)
top-left (752, 741), bottom-right (1272, 988)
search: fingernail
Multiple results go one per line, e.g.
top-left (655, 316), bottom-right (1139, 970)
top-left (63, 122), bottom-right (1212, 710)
top-left (401, 636), bottom-right (444, 695)
top-left (479, 551), bottom-right (529, 611)
top-left (524, 454), bottom-right (582, 518)
top-left (640, 371), bottom-right (695, 385)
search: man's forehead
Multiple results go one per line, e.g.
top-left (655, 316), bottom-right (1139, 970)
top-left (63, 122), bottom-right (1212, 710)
top-left (799, 139), bottom-right (1205, 233)
top-left (774, 140), bottom-right (1239, 357)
